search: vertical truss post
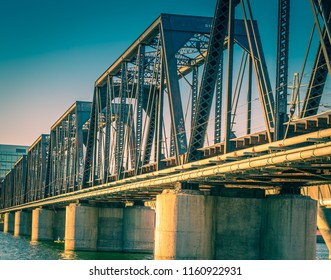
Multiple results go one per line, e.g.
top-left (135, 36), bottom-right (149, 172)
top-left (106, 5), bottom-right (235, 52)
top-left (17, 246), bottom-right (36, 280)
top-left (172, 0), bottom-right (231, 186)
top-left (224, 0), bottom-right (236, 153)
top-left (83, 88), bottom-right (97, 187)
top-left (103, 76), bottom-right (112, 183)
top-left (55, 128), bottom-right (61, 195)
top-left (187, 0), bottom-right (238, 162)
top-left (39, 135), bottom-right (48, 200)
top-left (45, 133), bottom-right (52, 198)
top-left (91, 88), bottom-right (100, 185)
top-left (161, 22), bottom-right (188, 165)
top-left (275, 0), bottom-right (290, 141)
top-left (96, 88), bottom-right (103, 181)
top-left (156, 88), bottom-right (164, 170)
top-left (170, 122), bottom-right (175, 157)
top-left (71, 138), bottom-right (77, 188)
top-left (155, 56), bottom-right (165, 170)
top-left (156, 76), bottom-right (164, 170)
top-left (60, 124), bottom-right (66, 194)
top-left (50, 131), bottom-right (57, 196)
top-left (191, 66), bottom-right (199, 129)
top-left (247, 55), bottom-right (253, 134)
top-left (214, 55), bottom-right (223, 144)
top-left (76, 102), bottom-right (91, 189)
top-left (116, 62), bottom-right (127, 179)
top-left (135, 45), bottom-right (145, 173)
top-left (65, 114), bottom-right (73, 193)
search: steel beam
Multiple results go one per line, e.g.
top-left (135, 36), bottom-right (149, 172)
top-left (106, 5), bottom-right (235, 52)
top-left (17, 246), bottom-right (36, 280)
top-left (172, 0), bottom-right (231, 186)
top-left (214, 56), bottom-right (223, 144)
top-left (275, 0), bottom-right (290, 141)
top-left (247, 55), bottom-right (252, 134)
top-left (83, 88), bottom-right (98, 187)
top-left (187, 0), bottom-right (240, 162)
top-left (103, 76), bottom-right (112, 183)
top-left (224, 0), bottom-right (236, 153)
top-left (161, 16), bottom-right (189, 163)
top-left (115, 62), bottom-right (127, 179)
top-left (135, 45), bottom-right (145, 174)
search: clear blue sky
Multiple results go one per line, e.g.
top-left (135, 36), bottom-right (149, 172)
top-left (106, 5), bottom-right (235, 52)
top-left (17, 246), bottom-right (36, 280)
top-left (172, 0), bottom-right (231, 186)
top-left (0, 0), bottom-right (321, 146)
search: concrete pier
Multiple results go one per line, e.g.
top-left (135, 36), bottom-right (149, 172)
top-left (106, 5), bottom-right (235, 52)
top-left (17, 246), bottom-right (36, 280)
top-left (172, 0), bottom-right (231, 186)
top-left (215, 189), bottom-right (265, 259)
top-left (31, 208), bottom-right (55, 241)
top-left (97, 205), bottom-right (124, 251)
top-left (123, 205), bottom-right (155, 253)
top-left (154, 189), bottom-right (215, 260)
top-left (317, 206), bottom-right (331, 259)
top-left (154, 187), bottom-right (318, 260)
top-left (65, 203), bottom-right (98, 251)
top-left (3, 212), bottom-right (14, 233)
top-left (14, 210), bottom-right (32, 236)
top-left (261, 194), bottom-right (317, 260)
top-left (53, 209), bottom-right (66, 240)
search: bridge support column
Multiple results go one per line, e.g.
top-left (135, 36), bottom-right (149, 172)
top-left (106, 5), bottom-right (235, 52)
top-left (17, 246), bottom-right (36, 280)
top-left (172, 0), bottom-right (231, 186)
top-left (3, 212), bottom-right (14, 233)
top-left (14, 210), bottom-right (32, 237)
top-left (32, 208), bottom-right (54, 241)
top-left (154, 189), bottom-right (215, 260)
top-left (317, 206), bottom-right (331, 259)
top-left (214, 188), bottom-right (265, 259)
top-left (123, 203), bottom-right (155, 253)
top-left (53, 209), bottom-right (66, 240)
top-left (261, 194), bottom-right (317, 259)
top-left (97, 203), bottom-right (124, 252)
top-left (65, 203), bottom-right (98, 251)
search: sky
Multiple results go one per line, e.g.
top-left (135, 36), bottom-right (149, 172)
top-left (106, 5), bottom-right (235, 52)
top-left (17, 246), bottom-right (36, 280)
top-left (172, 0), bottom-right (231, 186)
top-left (0, 0), bottom-right (323, 146)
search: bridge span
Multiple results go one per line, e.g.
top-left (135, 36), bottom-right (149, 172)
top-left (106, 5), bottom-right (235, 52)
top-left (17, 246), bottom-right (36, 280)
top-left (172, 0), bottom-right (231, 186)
top-left (1, 0), bottom-right (331, 259)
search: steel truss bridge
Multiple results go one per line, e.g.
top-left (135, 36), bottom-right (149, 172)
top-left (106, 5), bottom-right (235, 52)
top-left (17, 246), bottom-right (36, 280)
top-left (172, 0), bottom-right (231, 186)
top-left (1, 0), bottom-right (331, 213)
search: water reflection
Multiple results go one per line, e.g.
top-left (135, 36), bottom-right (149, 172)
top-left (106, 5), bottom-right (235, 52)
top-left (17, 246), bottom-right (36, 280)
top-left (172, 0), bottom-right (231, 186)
top-left (0, 233), bottom-right (153, 260)
top-left (60, 250), bottom-right (78, 260)
top-left (0, 232), bottom-right (328, 260)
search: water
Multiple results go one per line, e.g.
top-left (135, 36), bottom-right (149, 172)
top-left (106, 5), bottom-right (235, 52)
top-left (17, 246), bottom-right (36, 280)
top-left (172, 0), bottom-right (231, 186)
top-left (0, 233), bottom-right (153, 260)
top-left (0, 232), bottom-right (329, 260)
top-left (316, 243), bottom-right (329, 260)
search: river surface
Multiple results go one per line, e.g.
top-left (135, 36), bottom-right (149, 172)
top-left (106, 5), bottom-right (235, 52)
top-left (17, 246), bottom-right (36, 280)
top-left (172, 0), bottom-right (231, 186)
top-left (0, 232), bottom-right (328, 260)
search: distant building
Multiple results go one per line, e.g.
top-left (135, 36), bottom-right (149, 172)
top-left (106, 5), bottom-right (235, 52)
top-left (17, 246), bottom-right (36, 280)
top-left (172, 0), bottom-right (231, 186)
top-left (0, 144), bottom-right (29, 181)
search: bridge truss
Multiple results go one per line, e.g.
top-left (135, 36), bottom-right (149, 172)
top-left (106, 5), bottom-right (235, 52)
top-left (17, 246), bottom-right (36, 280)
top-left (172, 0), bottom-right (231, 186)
top-left (1, 0), bottom-right (331, 212)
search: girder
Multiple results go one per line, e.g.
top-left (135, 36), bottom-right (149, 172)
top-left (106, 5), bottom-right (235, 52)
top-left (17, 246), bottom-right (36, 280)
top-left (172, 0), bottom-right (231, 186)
top-left (275, 0), bottom-right (290, 140)
top-left (214, 56), bottom-right (223, 144)
top-left (115, 63), bottom-right (127, 179)
top-left (103, 76), bottom-right (112, 183)
top-left (135, 45), bottom-right (145, 174)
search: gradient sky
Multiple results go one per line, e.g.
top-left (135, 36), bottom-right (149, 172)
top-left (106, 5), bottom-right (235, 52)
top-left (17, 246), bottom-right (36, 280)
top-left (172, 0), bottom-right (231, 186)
top-left (0, 0), bottom-right (323, 146)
